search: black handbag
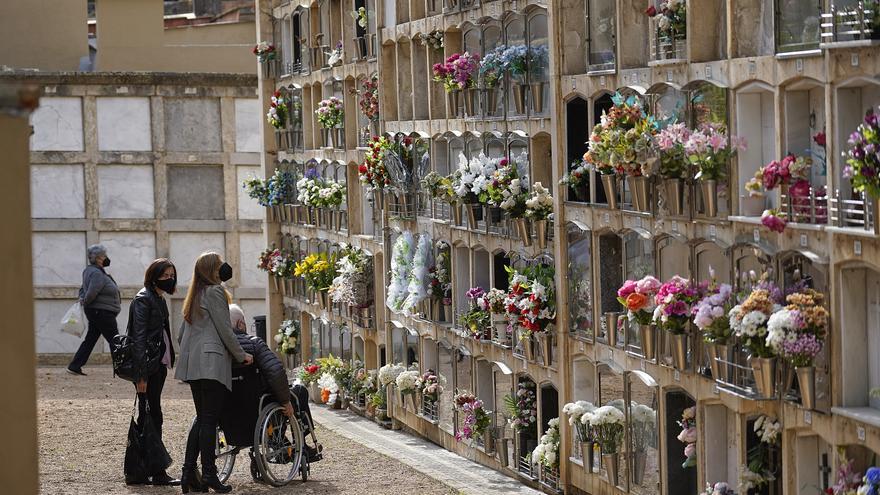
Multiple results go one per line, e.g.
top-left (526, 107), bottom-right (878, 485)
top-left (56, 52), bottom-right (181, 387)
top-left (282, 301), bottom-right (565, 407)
top-left (124, 395), bottom-right (172, 480)
top-left (111, 310), bottom-right (161, 382)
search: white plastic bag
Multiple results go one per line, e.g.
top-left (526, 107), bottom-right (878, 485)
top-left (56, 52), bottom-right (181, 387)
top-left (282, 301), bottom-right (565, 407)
top-left (60, 301), bottom-right (86, 337)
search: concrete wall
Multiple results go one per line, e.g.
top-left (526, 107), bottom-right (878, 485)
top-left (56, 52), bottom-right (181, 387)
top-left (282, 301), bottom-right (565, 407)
top-left (8, 72), bottom-right (267, 356)
top-left (0, 0), bottom-right (89, 71)
top-left (95, 0), bottom-right (255, 73)
top-left (0, 84), bottom-right (40, 495)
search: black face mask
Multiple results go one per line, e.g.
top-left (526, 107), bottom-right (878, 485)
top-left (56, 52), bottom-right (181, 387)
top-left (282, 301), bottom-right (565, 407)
top-left (219, 262), bottom-right (233, 282)
top-left (155, 278), bottom-right (176, 294)
top-left (102, 257), bottom-right (111, 267)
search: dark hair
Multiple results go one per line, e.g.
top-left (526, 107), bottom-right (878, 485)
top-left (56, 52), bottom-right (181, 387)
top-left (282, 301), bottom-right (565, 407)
top-left (144, 258), bottom-right (177, 294)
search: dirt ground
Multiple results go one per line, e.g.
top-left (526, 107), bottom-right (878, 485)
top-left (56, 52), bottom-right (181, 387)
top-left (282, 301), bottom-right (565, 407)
top-left (37, 366), bottom-right (457, 495)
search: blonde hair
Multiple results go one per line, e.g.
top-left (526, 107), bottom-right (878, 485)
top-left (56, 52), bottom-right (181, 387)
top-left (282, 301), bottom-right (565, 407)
top-left (182, 252), bottom-right (230, 323)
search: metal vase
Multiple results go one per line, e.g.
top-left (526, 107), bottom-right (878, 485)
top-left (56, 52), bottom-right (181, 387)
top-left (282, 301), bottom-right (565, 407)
top-left (749, 356), bottom-right (777, 399)
top-left (463, 87), bottom-right (477, 117)
top-left (707, 342), bottom-right (731, 383)
top-left (534, 219), bottom-right (548, 250)
top-left (334, 127), bottom-right (345, 149)
top-left (581, 441), bottom-right (595, 473)
top-left (628, 175), bottom-right (651, 212)
top-left (318, 291), bottom-right (329, 310)
top-left (485, 87), bottom-right (498, 116)
top-left (321, 127), bottom-right (331, 148)
top-left (631, 451), bottom-right (648, 485)
top-left (604, 312), bottom-right (619, 347)
top-left (448, 90), bottom-right (460, 117)
top-left (639, 324), bottom-right (656, 360)
top-left (514, 217), bottom-right (532, 246)
top-left (466, 203), bottom-right (480, 229)
top-left (279, 278), bottom-right (288, 297)
top-left (482, 429), bottom-right (495, 454)
top-left (272, 276), bottom-right (281, 293)
top-left (601, 174), bottom-right (619, 209)
top-left (670, 332), bottom-right (688, 370)
top-left (442, 304), bottom-right (452, 323)
top-left (523, 335), bottom-right (535, 361)
top-left (602, 453), bottom-right (619, 486)
top-left (451, 202), bottom-right (463, 226)
top-left (701, 179), bottom-right (718, 217)
top-left (537, 333), bottom-right (552, 366)
top-left (513, 84), bottom-right (527, 114)
top-left (529, 82), bottom-right (545, 113)
top-left (497, 436), bottom-right (510, 467)
top-left (796, 366), bottom-right (816, 410)
top-left (665, 178), bottom-right (685, 216)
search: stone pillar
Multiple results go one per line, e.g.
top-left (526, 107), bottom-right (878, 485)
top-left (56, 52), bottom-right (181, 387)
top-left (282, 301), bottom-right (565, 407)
top-left (0, 84), bottom-right (40, 495)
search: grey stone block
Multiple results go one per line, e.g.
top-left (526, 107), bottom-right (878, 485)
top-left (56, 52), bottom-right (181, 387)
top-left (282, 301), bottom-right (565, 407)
top-left (166, 165), bottom-right (225, 219)
top-left (163, 98), bottom-right (222, 152)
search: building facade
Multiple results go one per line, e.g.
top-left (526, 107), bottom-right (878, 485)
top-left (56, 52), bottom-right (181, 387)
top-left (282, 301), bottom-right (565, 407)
top-left (255, 0), bottom-right (880, 494)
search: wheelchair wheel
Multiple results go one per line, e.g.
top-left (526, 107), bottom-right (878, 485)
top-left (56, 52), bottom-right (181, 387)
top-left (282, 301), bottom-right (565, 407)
top-left (188, 416), bottom-right (237, 483)
top-left (252, 402), bottom-right (304, 487)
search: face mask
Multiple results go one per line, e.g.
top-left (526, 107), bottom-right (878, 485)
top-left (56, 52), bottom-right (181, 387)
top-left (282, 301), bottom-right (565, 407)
top-left (219, 262), bottom-right (233, 282)
top-left (102, 257), bottom-right (111, 267)
top-left (155, 278), bottom-right (176, 294)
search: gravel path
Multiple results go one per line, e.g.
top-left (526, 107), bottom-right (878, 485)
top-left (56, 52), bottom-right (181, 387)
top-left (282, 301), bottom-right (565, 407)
top-left (37, 366), bottom-right (458, 495)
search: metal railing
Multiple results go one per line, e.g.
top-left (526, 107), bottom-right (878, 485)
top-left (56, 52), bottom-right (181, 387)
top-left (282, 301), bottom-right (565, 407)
top-left (386, 190), bottom-right (418, 220)
top-left (540, 465), bottom-right (562, 492)
top-left (650, 27), bottom-right (686, 62)
top-left (821, 2), bottom-right (878, 43)
top-left (711, 342), bottom-right (771, 399)
top-left (780, 186), bottom-right (829, 225)
top-left (829, 188), bottom-right (878, 232)
top-left (421, 398), bottom-right (439, 421)
top-left (518, 453), bottom-right (536, 478)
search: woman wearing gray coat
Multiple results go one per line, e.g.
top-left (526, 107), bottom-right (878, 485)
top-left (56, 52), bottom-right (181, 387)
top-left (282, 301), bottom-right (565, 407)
top-left (175, 252), bottom-right (252, 493)
top-left (68, 244), bottom-right (121, 376)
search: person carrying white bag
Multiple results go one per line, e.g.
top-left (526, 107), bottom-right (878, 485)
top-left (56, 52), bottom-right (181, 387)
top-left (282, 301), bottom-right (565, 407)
top-left (60, 301), bottom-right (86, 337)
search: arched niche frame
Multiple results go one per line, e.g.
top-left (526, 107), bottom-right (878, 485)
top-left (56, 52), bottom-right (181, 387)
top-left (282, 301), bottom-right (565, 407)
top-left (627, 370), bottom-right (659, 494)
top-left (646, 82), bottom-right (686, 128)
top-left (729, 240), bottom-right (775, 292)
top-left (567, 221), bottom-right (595, 342)
top-left (597, 359), bottom-right (626, 487)
top-left (292, 6), bottom-right (310, 73)
top-left (662, 387), bottom-right (697, 494)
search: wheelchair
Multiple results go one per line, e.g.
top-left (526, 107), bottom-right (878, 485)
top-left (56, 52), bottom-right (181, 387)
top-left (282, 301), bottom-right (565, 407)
top-left (187, 366), bottom-right (322, 487)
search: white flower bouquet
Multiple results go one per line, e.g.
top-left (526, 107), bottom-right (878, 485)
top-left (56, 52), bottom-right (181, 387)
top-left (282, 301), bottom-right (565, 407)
top-left (274, 319), bottom-right (299, 355)
top-left (451, 152), bottom-right (500, 204)
top-left (532, 417), bottom-right (561, 470)
top-left (386, 232), bottom-right (415, 313)
top-left (563, 400), bottom-right (596, 442)
top-left (403, 233), bottom-right (433, 315)
top-left (378, 363), bottom-right (405, 387)
top-left (629, 402), bottom-right (657, 451)
top-left (395, 369), bottom-right (421, 395)
top-left (587, 405), bottom-right (625, 454)
top-left (329, 245), bottom-right (372, 307)
top-left (525, 182), bottom-right (554, 220)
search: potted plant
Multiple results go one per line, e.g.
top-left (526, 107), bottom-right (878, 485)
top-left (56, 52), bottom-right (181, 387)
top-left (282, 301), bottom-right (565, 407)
top-left (524, 182), bottom-right (553, 250)
top-left (652, 276), bottom-right (704, 369)
top-left (616, 275), bottom-right (661, 356)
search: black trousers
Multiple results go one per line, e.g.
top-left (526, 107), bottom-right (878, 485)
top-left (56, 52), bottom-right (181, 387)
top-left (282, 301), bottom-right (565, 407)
top-left (136, 366), bottom-right (167, 440)
top-left (291, 384), bottom-right (313, 433)
top-left (184, 379), bottom-right (227, 476)
top-left (69, 308), bottom-right (119, 371)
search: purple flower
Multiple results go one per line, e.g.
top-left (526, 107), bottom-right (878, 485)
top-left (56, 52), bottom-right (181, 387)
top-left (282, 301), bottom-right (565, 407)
top-left (466, 287), bottom-right (485, 300)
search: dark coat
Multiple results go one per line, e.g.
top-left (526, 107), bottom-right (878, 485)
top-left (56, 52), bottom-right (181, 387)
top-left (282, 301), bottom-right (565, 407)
top-left (233, 332), bottom-right (289, 405)
top-left (128, 287), bottom-right (174, 381)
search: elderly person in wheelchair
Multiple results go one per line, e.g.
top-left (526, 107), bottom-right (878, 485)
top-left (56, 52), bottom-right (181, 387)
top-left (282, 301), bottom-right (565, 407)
top-left (186, 305), bottom-right (322, 488)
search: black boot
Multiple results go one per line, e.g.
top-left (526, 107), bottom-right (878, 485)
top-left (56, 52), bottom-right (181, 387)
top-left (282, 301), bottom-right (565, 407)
top-left (200, 473), bottom-right (232, 493)
top-left (180, 467), bottom-right (206, 493)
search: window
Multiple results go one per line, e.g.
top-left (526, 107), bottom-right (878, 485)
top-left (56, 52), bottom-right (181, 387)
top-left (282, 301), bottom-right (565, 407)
top-left (587, 0), bottom-right (616, 70)
top-left (775, 0), bottom-right (822, 53)
top-left (568, 223), bottom-right (594, 340)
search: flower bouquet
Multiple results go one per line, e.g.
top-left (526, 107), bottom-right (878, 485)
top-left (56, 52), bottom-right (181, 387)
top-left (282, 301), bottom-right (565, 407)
top-left (560, 159), bottom-right (591, 201)
top-left (359, 135), bottom-right (391, 191)
top-left (298, 362), bottom-right (322, 385)
top-left (729, 287), bottom-right (782, 398)
top-left (479, 45), bottom-right (506, 89)
top-left (826, 449), bottom-right (864, 495)
top-left (652, 275), bottom-right (704, 334)
top-left (844, 111), bottom-right (880, 199)
top-left (327, 40), bottom-right (343, 66)
top-left (242, 175), bottom-right (269, 206)
top-left (267, 168), bottom-right (295, 206)
top-left (629, 402), bottom-right (656, 483)
top-left (386, 232), bottom-right (415, 314)
top-left (350, 6), bottom-right (367, 29)
top-left (355, 76), bottom-right (379, 121)
top-left (616, 275), bottom-right (660, 351)
top-left (525, 182), bottom-right (554, 248)
top-left (645, 0), bottom-right (687, 42)
top-left (563, 400), bottom-right (596, 443)
top-left (503, 381), bottom-right (537, 432)
top-left (694, 277), bottom-right (735, 380)
top-left (486, 156), bottom-right (528, 218)
top-left (677, 406), bottom-right (697, 468)
top-left (454, 392), bottom-right (492, 442)
top-left (700, 482), bottom-right (735, 495)
top-left (274, 319), bottom-right (300, 355)
top-left (428, 250), bottom-right (452, 320)
top-left (395, 369), bottom-right (420, 409)
top-left (253, 41), bottom-right (277, 62)
top-left (296, 168), bottom-right (323, 207)
top-left (656, 122), bottom-right (691, 214)
top-left (686, 123), bottom-right (745, 216)
top-left (461, 287), bottom-right (492, 340)
top-left (532, 418), bottom-right (560, 470)
top-left (267, 90), bottom-right (288, 129)
top-left (740, 415), bottom-right (780, 492)
top-left (587, 405), bottom-right (625, 484)
top-left (329, 245), bottom-right (372, 307)
top-left (294, 253), bottom-right (338, 307)
top-left (403, 234), bottom-right (434, 316)
top-left (452, 152), bottom-right (499, 227)
top-left (432, 52), bottom-right (480, 93)
top-left (416, 369), bottom-right (446, 403)
top-left (418, 31), bottom-right (444, 51)
top-left (504, 264), bottom-right (556, 347)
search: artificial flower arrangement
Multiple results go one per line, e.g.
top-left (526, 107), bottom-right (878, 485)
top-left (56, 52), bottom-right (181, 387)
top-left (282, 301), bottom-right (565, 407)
top-left (739, 415), bottom-right (781, 493)
top-left (294, 252), bottom-right (338, 293)
top-left (652, 275), bottom-right (705, 335)
top-left (418, 30), bottom-right (444, 51)
top-left (525, 182), bottom-right (554, 221)
top-left (645, 0), bottom-right (687, 40)
top-left (350, 7), bottom-right (367, 29)
top-left (258, 246), bottom-right (294, 279)
top-left (454, 392), bottom-right (493, 441)
top-left (253, 41), bottom-right (276, 62)
top-left (353, 76), bottom-right (379, 121)
top-left (298, 361), bottom-right (322, 385)
top-left (532, 418), bottom-right (561, 470)
top-left (359, 135), bottom-right (392, 191)
top-left (460, 287), bottom-right (492, 339)
top-left (421, 171), bottom-right (457, 205)
top-left (432, 52), bottom-right (481, 93)
top-left (328, 244), bottom-right (372, 307)
top-left (296, 169), bottom-right (323, 206)
top-left (504, 264), bottom-right (557, 338)
top-left (677, 406), bottom-right (697, 468)
top-left (761, 209), bottom-right (787, 233)
top-left (386, 232), bottom-right (415, 314)
top-left (267, 90), bottom-right (289, 129)
top-left (477, 287), bottom-right (508, 315)
top-left (560, 159), bottom-right (591, 189)
top-left (687, 123), bottom-right (745, 182)
top-left (745, 153), bottom-right (812, 232)
top-left (395, 369), bottom-right (421, 397)
top-left (586, 404), bottom-right (626, 454)
top-left (766, 289), bottom-right (828, 367)
top-left (478, 47), bottom-right (505, 89)
top-left (629, 401), bottom-right (657, 454)
top-left (243, 175), bottom-right (270, 206)
top-left (315, 96), bottom-right (344, 129)
top-left (403, 233), bottom-right (434, 315)
top-left (844, 110), bottom-right (880, 199)
top-left (416, 369), bottom-right (446, 402)
top-left (428, 249), bottom-right (452, 305)
top-left (486, 155), bottom-right (529, 217)
top-left (267, 168), bottom-right (296, 205)
top-left (378, 363), bottom-right (406, 388)
top-left (616, 275), bottom-right (661, 324)
top-left (274, 319), bottom-right (300, 355)
top-left (693, 275), bottom-right (735, 344)
top-left (327, 40), bottom-right (343, 66)
top-left (563, 400), bottom-right (596, 443)
top-left (317, 371), bottom-right (339, 404)
top-left (451, 152), bottom-right (500, 204)
top-left (826, 448), bottom-right (866, 495)
top-left (700, 482), bottom-right (736, 495)
top-left (655, 122), bottom-right (692, 179)
top-left (504, 381), bottom-right (537, 432)
top-left (728, 284), bottom-right (784, 359)
top-left (583, 92), bottom-right (658, 177)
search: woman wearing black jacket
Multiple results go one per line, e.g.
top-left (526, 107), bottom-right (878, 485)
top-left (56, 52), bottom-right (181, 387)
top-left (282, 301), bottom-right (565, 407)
top-left (127, 258), bottom-right (180, 487)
